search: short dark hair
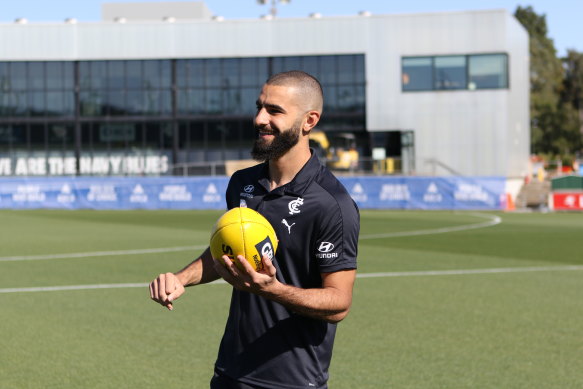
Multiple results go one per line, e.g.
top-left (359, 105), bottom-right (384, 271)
top-left (266, 71), bottom-right (324, 112)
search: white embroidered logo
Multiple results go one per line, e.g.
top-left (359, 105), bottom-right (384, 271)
top-left (288, 197), bottom-right (304, 215)
top-left (318, 242), bottom-right (335, 253)
top-left (244, 185), bottom-right (254, 193)
top-left (282, 219), bottom-right (296, 234)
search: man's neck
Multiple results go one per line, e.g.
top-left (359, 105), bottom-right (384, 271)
top-left (268, 147), bottom-right (311, 191)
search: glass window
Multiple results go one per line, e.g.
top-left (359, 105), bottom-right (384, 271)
top-left (11, 63), bottom-right (28, 91)
top-left (302, 56), bottom-right (319, 80)
top-left (469, 54), bottom-right (508, 89)
top-left (206, 59), bottom-right (222, 88)
top-left (47, 91), bottom-right (74, 117)
top-left (206, 89), bottom-right (222, 114)
top-left (434, 56), bottom-right (466, 90)
top-left (323, 85), bottom-right (337, 111)
top-left (355, 56), bottom-right (365, 84)
top-left (0, 63), bottom-right (9, 91)
top-left (402, 57), bottom-right (433, 91)
top-left (29, 62), bottom-right (45, 90)
top-left (143, 60), bottom-right (160, 89)
top-left (126, 61), bottom-right (142, 89)
top-left (62, 62), bottom-right (75, 90)
top-left (271, 57), bottom-right (285, 75)
top-left (338, 55), bottom-right (355, 84)
top-left (48, 124), bottom-right (73, 148)
top-left (160, 60), bottom-right (172, 89)
top-left (338, 85), bottom-right (360, 112)
top-left (283, 56), bottom-right (302, 71)
top-left (80, 91), bottom-right (104, 116)
top-left (222, 58), bottom-right (240, 88)
top-left (319, 56), bottom-right (337, 84)
top-left (107, 61), bottom-right (125, 89)
top-left (189, 60), bottom-right (206, 88)
top-left (240, 58), bottom-right (259, 87)
top-left (90, 61), bottom-right (108, 90)
top-left (46, 62), bottom-right (64, 90)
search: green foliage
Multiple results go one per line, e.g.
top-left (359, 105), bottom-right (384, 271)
top-left (514, 6), bottom-right (583, 160)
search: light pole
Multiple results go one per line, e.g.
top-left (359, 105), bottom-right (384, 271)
top-left (257, 0), bottom-right (290, 18)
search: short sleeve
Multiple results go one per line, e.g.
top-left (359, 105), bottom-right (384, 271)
top-left (314, 195), bottom-right (359, 273)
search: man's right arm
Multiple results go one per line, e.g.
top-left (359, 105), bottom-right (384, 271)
top-left (149, 247), bottom-right (220, 310)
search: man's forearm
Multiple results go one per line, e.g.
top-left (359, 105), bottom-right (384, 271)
top-left (176, 247), bottom-right (220, 286)
top-left (261, 279), bottom-right (353, 323)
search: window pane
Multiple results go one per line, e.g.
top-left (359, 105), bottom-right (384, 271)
top-left (46, 62), bottom-right (64, 89)
top-left (11, 62), bottom-right (27, 91)
top-left (90, 61), bottom-right (108, 90)
top-left (160, 60), bottom-right (172, 89)
top-left (434, 56), bottom-right (466, 90)
top-left (319, 56), bottom-right (336, 84)
top-left (302, 56), bottom-right (319, 80)
top-left (108, 61), bottom-right (125, 89)
top-left (0, 63), bottom-right (9, 90)
top-left (355, 55), bottom-right (365, 84)
top-left (143, 60), bottom-right (160, 89)
top-left (241, 58), bottom-right (259, 87)
top-left (30, 91), bottom-right (45, 116)
top-left (62, 62), bottom-right (75, 89)
top-left (29, 62), bottom-right (45, 90)
top-left (206, 59), bottom-right (221, 87)
top-left (222, 58), bottom-right (240, 88)
top-left (338, 55), bottom-right (355, 84)
top-left (469, 54), bottom-right (508, 89)
top-left (402, 57), bottom-right (432, 91)
top-left (126, 61), bottom-right (142, 89)
top-left (47, 91), bottom-right (74, 116)
top-left (283, 56), bottom-right (302, 71)
top-left (189, 60), bottom-right (206, 88)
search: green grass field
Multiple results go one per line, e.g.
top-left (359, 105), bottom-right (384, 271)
top-left (1, 209), bottom-right (582, 388)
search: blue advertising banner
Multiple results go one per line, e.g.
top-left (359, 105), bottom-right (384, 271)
top-left (0, 176), bottom-right (505, 210)
top-left (337, 176), bottom-right (505, 210)
top-left (0, 177), bottom-right (229, 210)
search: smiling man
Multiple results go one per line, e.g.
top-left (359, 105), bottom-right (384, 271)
top-left (150, 71), bottom-right (360, 389)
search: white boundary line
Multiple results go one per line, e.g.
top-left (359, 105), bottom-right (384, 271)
top-left (2, 265), bottom-right (582, 294)
top-left (0, 213), bottom-right (501, 262)
top-left (359, 213), bottom-right (501, 240)
top-left (0, 245), bottom-right (208, 262)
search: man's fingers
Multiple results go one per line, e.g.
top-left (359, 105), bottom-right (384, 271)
top-left (149, 273), bottom-right (182, 310)
top-left (237, 255), bottom-right (255, 273)
top-left (164, 272), bottom-right (176, 295)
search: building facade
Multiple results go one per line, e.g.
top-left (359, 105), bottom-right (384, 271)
top-left (0, 3), bottom-right (529, 177)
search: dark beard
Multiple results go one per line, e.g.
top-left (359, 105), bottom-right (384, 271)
top-left (251, 123), bottom-right (301, 162)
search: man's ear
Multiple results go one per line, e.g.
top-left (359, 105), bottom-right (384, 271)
top-left (303, 110), bottom-right (321, 133)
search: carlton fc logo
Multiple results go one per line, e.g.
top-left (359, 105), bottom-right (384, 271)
top-left (288, 197), bottom-right (304, 215)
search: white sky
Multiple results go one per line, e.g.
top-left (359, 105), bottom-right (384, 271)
top-left (0, 0), bottom-right (579, 57)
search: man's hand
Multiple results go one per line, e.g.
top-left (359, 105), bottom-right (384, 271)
top-left (149, 272), bottom-right (185, 311)
top-left (214, 255), bottom-right (278, 293)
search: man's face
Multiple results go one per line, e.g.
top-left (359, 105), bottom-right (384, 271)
top-left (251, 84), bottom-right (305, 161)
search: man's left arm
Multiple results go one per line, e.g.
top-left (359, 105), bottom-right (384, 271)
top-left (214, 255), bottom-right (356, 323)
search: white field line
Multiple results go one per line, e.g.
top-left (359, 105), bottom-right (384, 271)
top-left (359, 213), bottom-right (501, 240)
top-left (2, 265), bottom-right (582, 294)
top-left (0, 213), bottom-right (501, 262)
top-left (0, 245), bottom-right (208, 262)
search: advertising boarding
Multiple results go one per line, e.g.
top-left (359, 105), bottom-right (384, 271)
top-left (0, 176), bottom-right (505, 210)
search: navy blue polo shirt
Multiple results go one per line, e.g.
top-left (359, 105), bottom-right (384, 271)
top-left (214, 150), bottom-right (359, 389)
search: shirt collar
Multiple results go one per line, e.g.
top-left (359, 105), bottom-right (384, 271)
top-left (257, 149), bottom-right (322, 197)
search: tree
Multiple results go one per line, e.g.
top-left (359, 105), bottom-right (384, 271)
top-left (514, 6), bottom-right (582, 161)
top-left (562, 50), bottom-right (583, 150)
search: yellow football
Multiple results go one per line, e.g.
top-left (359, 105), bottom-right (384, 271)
top-left (210, 207), bottom-right (278, 271)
